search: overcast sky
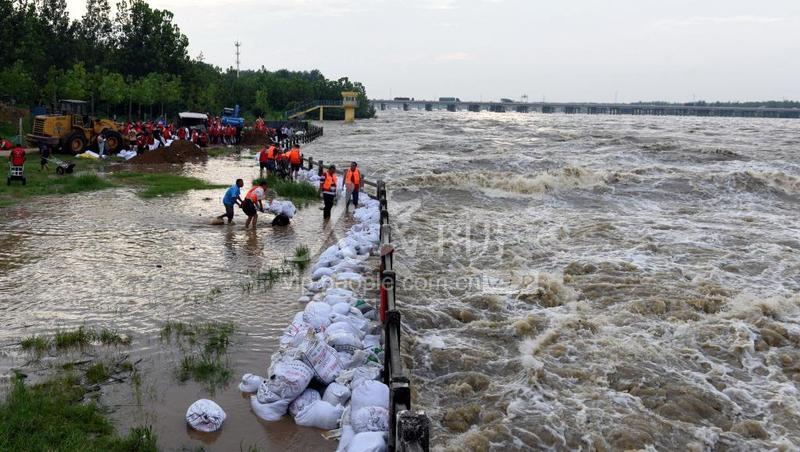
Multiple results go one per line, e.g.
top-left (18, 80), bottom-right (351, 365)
top-left (66, 0), bottom-right (800, 102)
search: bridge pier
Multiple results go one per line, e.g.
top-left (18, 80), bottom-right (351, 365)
top-left (516, 106), bottom-right (529, 113)
top-left (468, 104), bottom-right (481, 112)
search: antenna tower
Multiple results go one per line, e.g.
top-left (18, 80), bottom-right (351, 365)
top-left (235, 41), bottom-right (241, 78)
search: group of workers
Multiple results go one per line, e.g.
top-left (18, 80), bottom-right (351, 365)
top-left (215, 159), bottom-right (362, 227)
top-left (257, 142), bottom-right (304, 180)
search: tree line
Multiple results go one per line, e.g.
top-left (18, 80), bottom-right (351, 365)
top-left (0, 0), bottom-right (376, 121)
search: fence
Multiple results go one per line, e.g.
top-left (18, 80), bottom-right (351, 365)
top-left (297, 155), bottom-right (431, 451)
top-left (273, 122), bottom-right (324, 149)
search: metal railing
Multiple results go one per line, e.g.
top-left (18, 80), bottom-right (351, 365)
top-left (284, 99), bottom-right (344, 119)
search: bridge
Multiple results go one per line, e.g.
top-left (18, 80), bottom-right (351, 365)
top-left (285, 92), bottom-right (359, 122)
top-left (370, 99), bottom-right (800, 119)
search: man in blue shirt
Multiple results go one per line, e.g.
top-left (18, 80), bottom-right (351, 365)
top-left (217, 179), bottom-right (244, 224)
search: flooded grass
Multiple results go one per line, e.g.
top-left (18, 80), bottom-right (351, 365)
top-left (0, 159), bottom-right (114, 206)
top-left (97, 328), bottom-right (131, 346)
top-left (257, 174), bottom-right (319, 200)
top-left (242, 265), bottom-right (294, 293)
top-left (20, 335), bottom-right (50, 355)
top-left (161, 321), bottom-right (236, 390)
top-left (54, 326), bottom-right (94, 349)
top-left (111, 172), bottom-right (226, 198)
top-left (19, 327), bottom-right (132, 355)
top-left (0, 374), bottom-right (157, 451)
top-left (85, 362), bottom-right (111, 384)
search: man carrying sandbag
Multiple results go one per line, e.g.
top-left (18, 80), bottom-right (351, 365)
top-left (243, 180), bottom-right (270, 229)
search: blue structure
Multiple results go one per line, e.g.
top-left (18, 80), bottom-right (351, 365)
top-left (221, 105), bottom-right (245, 128)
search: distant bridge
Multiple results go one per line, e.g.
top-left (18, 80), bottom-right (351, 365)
top-left (370, 99), bottom-right (800, 119)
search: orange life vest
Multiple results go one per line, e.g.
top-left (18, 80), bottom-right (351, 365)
top-left (345, 168), bottom-right (361, 186)
top-left (322, 172), bottom-right (337, 193)
top-left (245, 186), bottom-right (262, 202)
top-left (258, 148), bottom-right (269, 162)
top-left (266, 146), bottom-right (276, 160)
top-left (288, 148), bottom-right (301, 165)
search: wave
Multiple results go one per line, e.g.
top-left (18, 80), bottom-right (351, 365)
top-left (395, 167), bottom-right (610, 195)
top-left (708, 171), bottom-right (800, 195)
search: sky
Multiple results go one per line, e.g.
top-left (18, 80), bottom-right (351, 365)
top-left (65, 0), bottom-right (800, 103)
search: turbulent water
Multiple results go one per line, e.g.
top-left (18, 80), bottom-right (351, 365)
top-left (318, 111), bottom-right (800, 451)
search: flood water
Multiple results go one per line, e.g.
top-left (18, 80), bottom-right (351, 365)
top-left (2, 111), bottom-right (800, 451)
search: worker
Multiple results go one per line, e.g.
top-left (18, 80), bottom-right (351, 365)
top-left (344, 161), bottom-right (362, 209)
top-left (265, 143), bottom-right (278, 175)
top-left (243, 179), bottom-right (269, 229)
top-left (216, 178), bottom-right (244, 225)
top-left (258, 146), bottom-right (270, 178)
top-left (39, 143), bottom-right (50, 172)
top-left (320, 165), bottom-right (337, 220)
top-left (9, 144), bottom-right (26, 168)
top-left (97, 132), bottom-right (107, 158)
top-left (287, 144), bottom-right (302, 180)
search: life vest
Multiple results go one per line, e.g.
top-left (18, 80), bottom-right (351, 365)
top-left (267, 146), bottom-right (277, 160)
top-left (259, 148), bottom-right (269, 162)
top-left (345, 168), bottom-right (361, 186)
top-left (245, 186), bottom-right (262, 202)
top-left (288, 148), bottom-right (301, 165)
top-left (10, 147), bottom-right (25, 166)
top-left (322, 172), bottom-right (337, 193)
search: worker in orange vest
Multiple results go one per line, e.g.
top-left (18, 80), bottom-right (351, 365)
top-left (242, 180), bottom-right (270, 229)
top-left (344, 161), bottom-right (362, 209)
top-left (320, 164), bottom-right (338, 220)
top-left (287, 144), bottom-right (302, 180)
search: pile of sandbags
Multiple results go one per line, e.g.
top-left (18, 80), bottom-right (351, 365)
top-left (241, 193), bottom-right (389, 451)
top-left (296, 168), bottom-right (321, 187)
top-left (269, 200), bottom-right (297, 218)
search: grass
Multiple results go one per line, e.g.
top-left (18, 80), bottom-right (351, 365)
top-left (161, 321), bottom-right (236, 389)
top-left (0, 158), bottom-right (114, 207)
top-left (111, 171), bottom-right (226, 198)
top-left (0, 374), bottom-right (157, 451)
top-left (255, 174), bottom-right (319, 201)
top-left (97, 328), bottom-right (131, 346)
top-left (241, 265), bottom-right (294, 293)
top-left (20, 335), bottom-right (51, 354)
top-left (295, 244), bottom-right (310, 260)
top-left (54, 326), bottom-right (94, 349)
top-left (85, 362), bottom-right (111, 385)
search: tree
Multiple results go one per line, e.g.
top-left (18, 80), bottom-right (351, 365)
top-left (98, 72), bottom-right (127, 116)
top-left (0, 61), bottom-right (35, 103)
top-left (254, 88), bottom-right (270, 117)
top-left (61, 63), bottom-right (89, 100)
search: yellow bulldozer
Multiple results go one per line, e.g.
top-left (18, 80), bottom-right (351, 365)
top-left (26, 100), bottom-right (127, 154)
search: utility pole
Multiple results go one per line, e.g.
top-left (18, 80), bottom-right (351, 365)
top-left (235, 41), bottom-right (241, 78)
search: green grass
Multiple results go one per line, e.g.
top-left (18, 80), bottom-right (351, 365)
top-left (0, 158), bottom-right (115, 207)
top-left (54, 326), bottom-right (94, 349)
top-left (97, 328), bottom-right (131, 346)
top-left (0, 374), bottom-right (157, 451)
top-left (178, 354), bottom-right (232, 387)
top-left (161, 320), bottom-right (235, 389)
top-left (85, 362), bottom-right (111, 384)
top-left (111, 171), bottom-right (226, 198)
top-left (254, 174), bottom-right (319, 201)
top-left (20, 335), bottom-right (51, 354)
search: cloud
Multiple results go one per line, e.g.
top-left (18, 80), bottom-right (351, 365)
top-left (655, 15), bottom-right (786, 28)
top-left (435, 52), bottom-right (473, 61)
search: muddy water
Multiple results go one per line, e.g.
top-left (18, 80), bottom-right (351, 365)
top-left (0, 154), bottom-right (351, 450)
top-left (2, 112), bottom-right (800, 451)
top-left (313, 112), bottom-right (800, 451)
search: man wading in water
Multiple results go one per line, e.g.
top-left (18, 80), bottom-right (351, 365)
top-left (320, 165), bottom-right (338, 220)
top-left (216, 178), bottom-right (243, 224)
top-left (243, 180), bottom-right (270, 229)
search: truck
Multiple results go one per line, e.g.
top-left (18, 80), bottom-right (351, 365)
top-left (500, 98), bottom-right (514, 103)
top-left (26, 100), bottom-right (127, 154)
top-left (220, 105), bottom-right (245, 128)
top-left (438, 97), bottom-right (461, 103)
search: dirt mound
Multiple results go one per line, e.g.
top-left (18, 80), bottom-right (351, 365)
top-left (240, 129), bottom-right (270, 146)
top-left (128, 140), bottom-right (207, 164)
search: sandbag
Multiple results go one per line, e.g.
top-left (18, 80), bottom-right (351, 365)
top-left (322, 382), bottom-right (351, 406)
top-left (350, 380), bottom-right (390, 413)
top-left (351, 406), bottom-right (390, 434)
top-left (335, 272), bottom-right (364, 283)
top-left (337, 425), bottom-right (356, 452)
top-left (303, 302), bottom-right (333, 330)
top-left (280, 319), bottom-right (312, 349)
top-left (294, 400), bottom-right (344, 430)
top-left (289, 388), bottom-right (321, 417)
top-left (332, 302), bottom-right (352, 316)
top-left (260, 359), bottom-right (314, 402)
top-left (238, 373), bottom-right (264, 393)
top-left (301, 335), bottom-right (343, 384)
top-left (186, 399), bottom-right (226, 432)
top-left (307, 276), bottom-right (333, 294)
top-left (269, 200), bottom-right (297, 218)
top-left (347, 431), bottom-right (388, 452)
top-left (313, 267), bottom-right (336, 281)
top-left (250, 396), bottom-right (289, 421)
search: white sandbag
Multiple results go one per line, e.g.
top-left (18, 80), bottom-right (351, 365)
top-left (340, 246), bottom-right (358, 260)
top-left (319, 245), bottom-right (342, 262)
top-left (295, 400), bottom-right (344, 430)
top-left (250, 396), bottom-right (289, 421)
top-left (332, 302), bottom-right (352, 316)
top-left (351, 406), bottom-right (390, 434)
top-left (238, 373), bottom-right (264, 393)
top-left (260, 359), bottom-right (314, 402)
top-left (313, 267), bottom-right (336, 281)
top-left (326, 321), bottom-right (363, 340)
top-left (307, 275), bottom-right (333, 293)
top-left (301, 335), bottom-right (343, 384)
top-left (303, 302), bottom-right (333, 330)
top-left (186, 399), bottom-right (226, 432)
top-left (323, 382), bottom-right (352, 406)
top-left (326, 329), bottom-right (363, 353)
top-left (348, 431), bottom-right (388, 452)
top-left (363, 335), bottom-right (381, 349)
top-left (330, 313), bottom-right (370, 335)
top-left (332, 258), bottom-right (368, 273)
top-left (337, 425), bottom-right (356, 452)
top-left (335, 272), bottom-right (364, 283)
top-left (269, 200), bottom-right (297, 218)
top-left (298, 295), bottom-right (311, 304)
top-left (288, 388), bottom-right (321, 417)
top-left (351, 380), bottom-right (390, 413)
top-left (280, 318), bottom-right (312, 349)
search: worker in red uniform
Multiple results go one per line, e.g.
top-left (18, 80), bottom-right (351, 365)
top-left (177, 127), bottom-right (186, 141)
top-left (9, 145), bottom-right (26, 167)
